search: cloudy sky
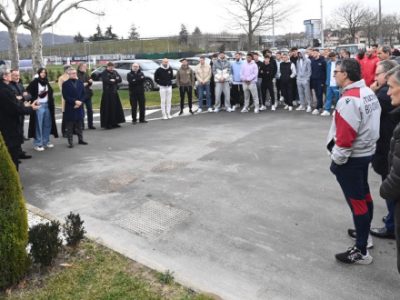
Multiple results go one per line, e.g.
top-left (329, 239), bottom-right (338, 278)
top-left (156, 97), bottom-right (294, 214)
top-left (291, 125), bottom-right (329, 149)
top-left (1, 0), bottom-right (399, 37)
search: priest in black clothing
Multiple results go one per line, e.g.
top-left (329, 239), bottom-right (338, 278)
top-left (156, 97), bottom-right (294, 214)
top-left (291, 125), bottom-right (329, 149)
top-left (100, 62), bottom-right (125, 129)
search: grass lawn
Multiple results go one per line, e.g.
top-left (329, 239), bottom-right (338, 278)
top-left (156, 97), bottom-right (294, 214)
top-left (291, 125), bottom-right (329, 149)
top-left (51, 83), bottom-right (182, 109)
top-left (2, 240), bottom-right (216, 300)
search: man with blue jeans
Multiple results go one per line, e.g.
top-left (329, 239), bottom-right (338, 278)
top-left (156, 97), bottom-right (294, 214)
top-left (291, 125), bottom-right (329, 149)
top-left (195, 56), bottom-right (212, 113)
top-left (321, 52), bottom-right (340, 116)
top-left (327, 59), bottom-right (381, 265)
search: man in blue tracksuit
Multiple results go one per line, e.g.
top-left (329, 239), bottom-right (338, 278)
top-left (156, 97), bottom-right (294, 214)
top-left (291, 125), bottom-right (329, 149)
top-left (321, 52), bottom-right (340, 116)
top-left (310, 49), bottom-right (326, 115)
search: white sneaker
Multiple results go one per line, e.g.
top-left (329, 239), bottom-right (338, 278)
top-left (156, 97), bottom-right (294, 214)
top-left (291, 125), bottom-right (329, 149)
top-left (312, 109), bottom-right (320, 115)
top-left (296, 105), bottom-right (306, 111)
top-left (271, 106), bottom-right (276, 111)
top-left (280, 96), bottom-right (284, 101)
top-left (284, 105), bottom-right (289, 110)
top-left (260, 105), bottom-right (267, 111)
top-left (34, 146), bottom-right (45, 152)
top-left (231, 106), bottom-right (236, 112)
top-left (197, 108), bottom-right (203, 113)
top-left (292, 100), bottom-right (298, 106)
top-left (45, 143), bottom-right (54, 148)
top-left (254, 108), bottom-right (259, 114)
top-left (288, 106), bottom-right (293, 111)
top-left (321, 110), bottom-right (331, 116)
top-left (306, 106), bottom-right (312, 113)
top-left (167, 114), bottom-right (173, 119)
top-left (226, 107), bottom-right (233, 112)
top-left (213, 108), bottom-right (219, 113)
top-left (241, 107), bottom-right (249, 113)
top-left (162, 114), bottom-right (168, 120)
top-left (208, 108), bottom-right (213, 113)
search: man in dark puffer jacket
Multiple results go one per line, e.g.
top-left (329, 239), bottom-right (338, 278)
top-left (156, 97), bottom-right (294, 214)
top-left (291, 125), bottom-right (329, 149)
top-left (380, 65), bottom-right (400, 274)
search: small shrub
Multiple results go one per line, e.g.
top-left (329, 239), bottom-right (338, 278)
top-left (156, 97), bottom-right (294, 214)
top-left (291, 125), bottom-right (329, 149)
top-left (0, 133), bottom-right (30, 290)
top-left (63, 212), bottom-right (86, 247)
top-left (157, 270), bottom-right (174, 285)
top-left (47, 69), bottom-right (55, 82)
top-left (28, 221), bottom-right (62, 267)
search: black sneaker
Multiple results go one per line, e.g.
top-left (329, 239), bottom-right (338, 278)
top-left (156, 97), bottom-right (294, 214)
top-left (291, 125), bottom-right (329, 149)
top-left (347, 229), bottom-right (374, 249)
top-left (179, 110), bottom-right (183, 115)
top-left (335, 246), bottom-right (373, 265)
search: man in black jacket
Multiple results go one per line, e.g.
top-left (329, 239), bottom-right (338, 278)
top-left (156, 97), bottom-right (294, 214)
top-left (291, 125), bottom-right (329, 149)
top-left (260, 55), bottom-right (277, 110)
top-left (154, 58), bottom-right (174, 120)
top-left (127, 63), bottom-right (147, 124)
top-left (0, 67), bottom-right (40, 170)
top-left (381, 65), bottom-right (400, 273)
top-left (370, 60), bottom-right (399, 239)
top-left (9, 69), bottom-right (32, 159)
top-left (78, 63), bottom-right (95, 129)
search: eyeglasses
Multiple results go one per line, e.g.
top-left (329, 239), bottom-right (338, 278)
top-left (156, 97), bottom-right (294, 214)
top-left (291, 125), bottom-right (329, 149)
top-left (333, 70), bottom-right (344, 74)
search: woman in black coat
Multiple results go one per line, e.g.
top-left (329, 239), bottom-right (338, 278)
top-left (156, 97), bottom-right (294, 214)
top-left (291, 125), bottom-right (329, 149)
top-left (100, 62), bottom-right (125, 129)
top-left (380, 66), bottom-right (400, 274)
top-left (26, 68), bottom-right (59, 151)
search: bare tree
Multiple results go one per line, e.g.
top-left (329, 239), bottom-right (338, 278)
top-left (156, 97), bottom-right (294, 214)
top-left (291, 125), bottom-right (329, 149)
top-left (0, 0), bottom-right (27, 69)
top-left (334, 2), bottom-right (369, 43)
top-left (21, 0), bottom-right (103, 70)
top-left (361, 9), bottom-right (379, 47)
top-left (227, 0), bottom-right (285, 51)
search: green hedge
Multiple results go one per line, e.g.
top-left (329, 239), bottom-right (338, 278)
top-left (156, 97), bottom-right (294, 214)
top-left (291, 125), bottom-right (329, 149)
top-left (0, 133), bottom-right (29, 290)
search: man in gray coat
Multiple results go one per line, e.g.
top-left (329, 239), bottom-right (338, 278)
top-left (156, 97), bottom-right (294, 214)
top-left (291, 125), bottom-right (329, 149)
top-left (296, 50), bottom-right (312, 111)
top-left (212, 51), bottom-right (232, 112)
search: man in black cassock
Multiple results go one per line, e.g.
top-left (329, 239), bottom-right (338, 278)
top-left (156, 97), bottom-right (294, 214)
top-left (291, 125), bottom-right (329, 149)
top-left (100, 62), bottom-right (125, 129)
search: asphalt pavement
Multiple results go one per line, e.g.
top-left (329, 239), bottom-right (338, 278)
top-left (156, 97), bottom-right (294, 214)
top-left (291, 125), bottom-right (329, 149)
top-left (20, 104), bottom-right (400, 300)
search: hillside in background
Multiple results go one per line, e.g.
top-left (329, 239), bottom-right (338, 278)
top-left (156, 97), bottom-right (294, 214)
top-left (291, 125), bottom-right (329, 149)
top-left (0, 31), bottom-right (74, 51)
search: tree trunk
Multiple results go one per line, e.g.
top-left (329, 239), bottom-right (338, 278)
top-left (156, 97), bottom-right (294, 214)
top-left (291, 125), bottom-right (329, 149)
top-left (247, 34), bottom-right (253, 52)
top-left (30, 28), bottom-right (43, 71)
top-left (8, 25), bottom-right (20, 70)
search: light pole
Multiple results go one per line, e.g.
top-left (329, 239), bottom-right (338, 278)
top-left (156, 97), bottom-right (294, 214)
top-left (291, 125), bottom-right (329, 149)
top-left (84, 40), bottom-right (92, 70)
top-left (320, 0), bottom-right (324, 48)
top-left (378, 0), bottom-right (383, 45)
top-left (272, 2), bottom-right (275, 48)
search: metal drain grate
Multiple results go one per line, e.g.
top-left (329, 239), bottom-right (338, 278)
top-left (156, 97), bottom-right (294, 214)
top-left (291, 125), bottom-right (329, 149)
top-left (113, 200), bottom-right (191, 238)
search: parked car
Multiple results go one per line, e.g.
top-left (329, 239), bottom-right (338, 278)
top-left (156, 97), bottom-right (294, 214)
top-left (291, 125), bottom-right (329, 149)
top-left (335, 44), bottom-right (366, 57)
top-left (179, 57), bottom-right (211, 71)
top-left (91, 59), bottom-right (174, 92)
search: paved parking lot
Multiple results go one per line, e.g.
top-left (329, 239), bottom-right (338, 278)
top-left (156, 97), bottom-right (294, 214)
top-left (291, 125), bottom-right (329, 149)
top-left (20, 108), bottom-right (400, 300)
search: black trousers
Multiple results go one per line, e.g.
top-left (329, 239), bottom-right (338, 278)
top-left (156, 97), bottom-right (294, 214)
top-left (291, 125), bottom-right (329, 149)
top-left (62, 112), bottom-right (66, 137)
top-left (280, 79), bottom-right (293, 106)
top-left (230, 84), bottom-right (244, 106)
top-left (179, 86), bottom-right (193, 111)
top-left (261, 79), bottom-right (275, 106)
top-left (276, 78), bottom-right (281, 100)
top-left (7, 145), bottom-right (20, 171)
top-left (292, 78), bottom-right (298, 101)
top-left (85, 97), bottom-right (94, 128)
top-left (66, 121), bottom-right (83, 145)
top-left (129, 91), bottom-right (146, 122)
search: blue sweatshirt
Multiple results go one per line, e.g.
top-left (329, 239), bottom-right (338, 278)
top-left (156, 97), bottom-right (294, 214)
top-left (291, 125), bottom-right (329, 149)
top-left (231, 60), bottom-right (243, 84)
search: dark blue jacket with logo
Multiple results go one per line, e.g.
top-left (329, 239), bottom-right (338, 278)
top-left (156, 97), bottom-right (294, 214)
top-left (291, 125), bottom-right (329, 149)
top-left (311, 56), bottom-right (327, 82)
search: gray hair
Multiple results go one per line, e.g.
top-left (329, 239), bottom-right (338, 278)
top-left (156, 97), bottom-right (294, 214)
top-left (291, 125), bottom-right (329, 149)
top-left (336, 59), bottom-right (361, 82)
top-left (378, 60), bottom-right (398, 73)
top-left (386, 65), bottom-right (400, 85)
top-left (0, 66), bottom-right (10, 79)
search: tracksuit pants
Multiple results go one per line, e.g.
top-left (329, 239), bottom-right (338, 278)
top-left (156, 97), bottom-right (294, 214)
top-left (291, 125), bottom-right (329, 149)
top-left (330, 156), bottom-right (374, 254)
top-left (261, 79), bottom-right (275, 106)
top-left (159, 86), bottom-right (172, 117)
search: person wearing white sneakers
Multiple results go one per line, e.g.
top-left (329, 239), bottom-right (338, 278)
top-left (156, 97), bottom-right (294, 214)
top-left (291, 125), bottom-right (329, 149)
top-left (155, 58), bottom-right (174, 119)
top-left (321, 52), bottom-right (340, 117)
top-left (212, 51), bottom-right (232, 113)
top-left (296, 50), bottom-right (312, 111)
top-left (279, 53), bottom-right (296, 111)
top-left (240, 53), bottom-right (260, 113)
top-left (260, 55), bottom-right (276, 111)
top-left (230, 52), bottom-right (244, 111)
top-left (310, 49), bottom-right (327, 115)
top-left (195, 56), bottom-right (212, 113)
top-left (27, 68), bottom-right (59, 151)
top-left (274, 51), bottom-right (283, 109)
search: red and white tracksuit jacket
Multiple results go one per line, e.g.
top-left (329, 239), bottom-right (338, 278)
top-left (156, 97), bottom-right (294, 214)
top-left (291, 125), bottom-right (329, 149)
top-left (327, 79), bottom-right (381, 165)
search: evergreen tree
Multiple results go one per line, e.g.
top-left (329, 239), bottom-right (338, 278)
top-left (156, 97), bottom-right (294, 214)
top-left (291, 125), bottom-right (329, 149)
top-left (179, 24), bottom-right (189, 45)
top-left (128, 24), bottom-right (140, 40)
top-left (74, 32), bottom-right (84, 43)
top-left (104, 25), bottom-right (118, 40)
top-left (0, 133), bottom-right (29, 289)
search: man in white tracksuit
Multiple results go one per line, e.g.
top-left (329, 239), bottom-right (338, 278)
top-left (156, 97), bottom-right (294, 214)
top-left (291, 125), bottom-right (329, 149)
top-left (212, 52), bottom-right (232, 113)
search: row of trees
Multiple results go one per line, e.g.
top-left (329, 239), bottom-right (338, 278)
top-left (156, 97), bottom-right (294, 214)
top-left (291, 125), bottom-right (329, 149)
top-left (330, 2), bottom-right (400, 45)
top-left (0, 0), bottom-right (112, 70)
